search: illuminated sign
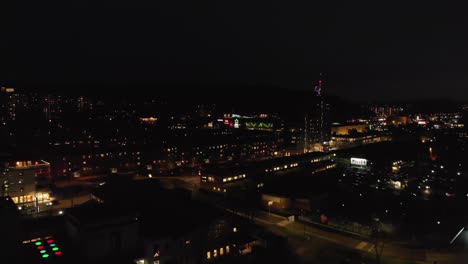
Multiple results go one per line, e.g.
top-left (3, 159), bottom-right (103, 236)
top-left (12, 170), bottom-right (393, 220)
top-left (350, 158), bottom-right (368, 166)
top-left (224, 119), bottom-right (230, 125)
top-left (245, 122), bottom-right (273, 129)
top-left (234, 119), bottom-right (240, 128)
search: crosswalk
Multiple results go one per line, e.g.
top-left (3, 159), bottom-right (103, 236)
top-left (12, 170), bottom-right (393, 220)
top-left (354, 241), bottom-right (375, 252)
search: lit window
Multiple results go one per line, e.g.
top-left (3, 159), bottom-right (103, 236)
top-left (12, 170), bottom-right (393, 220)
top-left (226, 245), bottom-right (230, 253)
top-left (213, 249), bottom-right (217, 257)
top-left (220, 248), bottom-right (224, 255)
top-left (233, 227), bottom-right (237, 233)
top-left (207, 251), bottom-right (211, 259)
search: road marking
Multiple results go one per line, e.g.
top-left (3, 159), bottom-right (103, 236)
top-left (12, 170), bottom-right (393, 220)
top-left (355, 242), bottom-right (367, 250)
top-left (277, 220), bottom-right (291, 227)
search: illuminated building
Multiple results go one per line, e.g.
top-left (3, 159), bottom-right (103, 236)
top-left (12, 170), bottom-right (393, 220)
top-left (329, 122), bottom-right (392, 150)
top-left (76, 96), bottom-right (93, 112)
top-left (304, 77), bottom-right (331, 152)
top-left (218, 113), bottom-right (283, 132)
top-left (387, 115), bottom-right (410, 126)
top-left (200, 152), bottom-right (335, 193)
top-left (369, 104), bottom-right (404, 118)
top-left (0, 87), bottom-right (18, 121)
top-left (0, 160), bottom-right (53, 213)
top-left (139, 117), bottom-right (158, 124)
top-left (330, 132), bottom-right (392, 150)
top-left (0, 87), bottom-right (29, 121)
top-left (43, 95), bottom-right (65, 120)
top-left (331, 123), bottom-right (369, 136)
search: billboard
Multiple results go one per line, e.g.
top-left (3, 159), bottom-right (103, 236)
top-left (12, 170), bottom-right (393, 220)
top-left (245, 122), bottom-right (273, 129)
top-left (350, 158), bottom-right (368, 166)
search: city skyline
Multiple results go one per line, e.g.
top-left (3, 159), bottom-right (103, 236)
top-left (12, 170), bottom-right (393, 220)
top-left (4, 2), bottom-right (468, 263)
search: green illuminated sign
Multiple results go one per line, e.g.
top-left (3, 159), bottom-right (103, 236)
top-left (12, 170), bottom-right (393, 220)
top-left (245, 122), bottom-right (273, 129)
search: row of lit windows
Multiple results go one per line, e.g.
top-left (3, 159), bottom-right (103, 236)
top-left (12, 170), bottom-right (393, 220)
top-left (269, 163), bottom-right (297, 172)
top-left (10, 193), bottom-right (51, 204)
top-left (64, 152), bottom-right (142, 161)
top-left (222, 174), bottom-right (246, 182)
top-left (212, 187), bottom-right (227, 193)
top-left (311, 164), bottom-right (337, 174)
top-left (207, 245), bottom-right (230, 259)
top-left (208, 145), bottom-right (228, 150)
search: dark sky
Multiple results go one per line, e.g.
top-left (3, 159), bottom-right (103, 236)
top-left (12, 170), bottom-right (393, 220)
top-left (4, 1), bottom-right (468, 101)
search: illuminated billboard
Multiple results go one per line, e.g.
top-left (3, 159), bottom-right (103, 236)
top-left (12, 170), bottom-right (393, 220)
top-left (245, 122), bottom-right (273, 129)
top-left (350, 158), bottom-right (368, 166)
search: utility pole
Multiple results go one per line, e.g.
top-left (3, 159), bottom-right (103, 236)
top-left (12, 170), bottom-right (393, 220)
top-left (372, 217), bottom-right (385, 264)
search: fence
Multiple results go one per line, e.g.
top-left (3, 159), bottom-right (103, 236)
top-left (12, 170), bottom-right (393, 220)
top-left (298, 215), bottom-right (373, 237)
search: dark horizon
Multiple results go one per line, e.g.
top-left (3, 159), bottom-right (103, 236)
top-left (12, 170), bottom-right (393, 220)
top-left (5, 1), bottom-right (468, 101)
top-left (5, 81), bottom-right (468, 105)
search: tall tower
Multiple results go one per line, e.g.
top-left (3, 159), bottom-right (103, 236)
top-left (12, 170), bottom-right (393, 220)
top-left (304, 74), bottom-right (330, 152)
top-left (316, 74), bottom-right (326, 143)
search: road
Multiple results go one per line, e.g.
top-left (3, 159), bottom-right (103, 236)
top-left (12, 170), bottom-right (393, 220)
top-left (172, 176), bottom-right (463, 264)
top-left (52, 174), bottom-right (465, 263)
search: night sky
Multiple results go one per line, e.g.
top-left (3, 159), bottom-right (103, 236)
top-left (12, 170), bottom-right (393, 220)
top-left (5, 1), bottom-right (468, 101)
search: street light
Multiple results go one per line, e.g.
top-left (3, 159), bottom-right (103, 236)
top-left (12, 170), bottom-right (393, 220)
top-left (268, 201), bottom-right (273, 215)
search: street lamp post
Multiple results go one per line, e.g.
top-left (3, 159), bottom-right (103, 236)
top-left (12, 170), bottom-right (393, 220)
top-left (268, 201), bottom-right (273, 215)
top-left (301, 209), bottom-right (306, 236)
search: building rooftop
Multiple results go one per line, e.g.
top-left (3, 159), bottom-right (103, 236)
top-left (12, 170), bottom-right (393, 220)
top-left (8, 160), bottom-right (50, 169)
top-left (0, 196), bottom-right (19, 216)
top-left (204, 152), bottom-right (331, 176)
top-left (66, 200), bottom-right (138, 228)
